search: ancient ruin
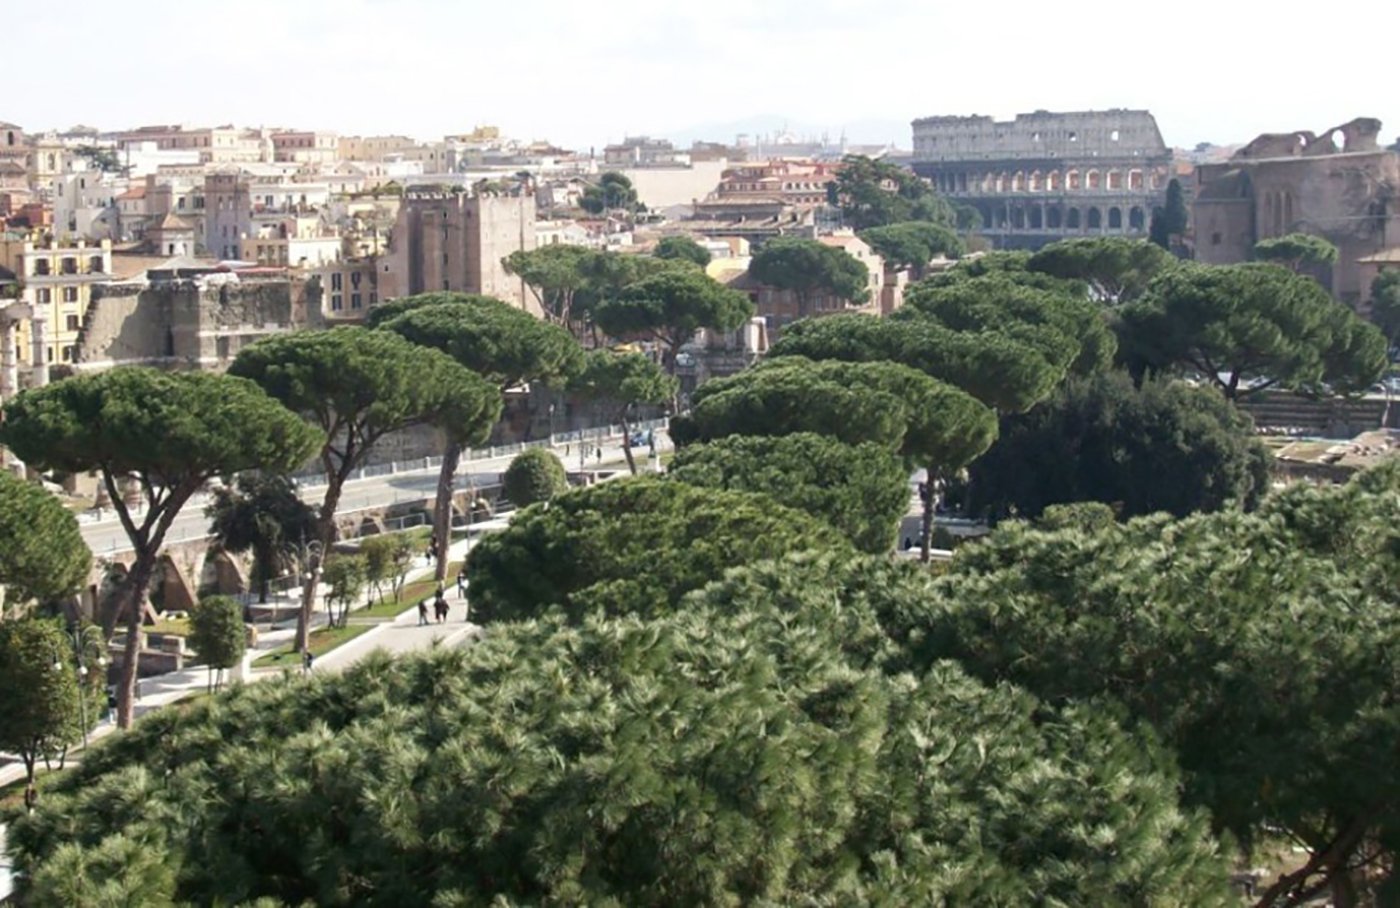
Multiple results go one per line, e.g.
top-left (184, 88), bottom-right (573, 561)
top-left (1194, 117), bottom-right (1400, 304)
top-left (910, 109), bottom-right (1172, 249)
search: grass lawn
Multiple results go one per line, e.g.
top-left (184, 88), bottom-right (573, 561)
top-left (147, 616), bottom-right (191, 636)
top-left (357, 561), bottom-right (464, 620)
top-left (252, 623), bottom-right (373, 669)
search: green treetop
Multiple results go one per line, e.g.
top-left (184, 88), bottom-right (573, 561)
top-left (501, 447), bottom-right (569, 510)
top-left (466, 477), bottom-right (848, 623)
top-left (652, 234), bottom-right (711, 267)
top-left (1119, 262), bottom-right (1387, 398)
top-left (749, 237), bottom-right (869, 317)
top-left (668, 432), bottom-right (910, 553)
top-left (1025, 236), bottom-right (1173, 303)
top-left (0, 470), bottom-right (90, 617)
top-left (593, 267), bottom-right (753, 373)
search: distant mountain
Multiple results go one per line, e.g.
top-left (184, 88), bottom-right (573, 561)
top-left (659, 114), bottom-right (912, 150)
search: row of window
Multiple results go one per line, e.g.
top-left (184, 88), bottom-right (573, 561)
top-left (31, 255), bottom-right (106, 276)
top-left (329, 291), bottom-right (375, 312)
top-left (34, 287), bottom-right (82, 304)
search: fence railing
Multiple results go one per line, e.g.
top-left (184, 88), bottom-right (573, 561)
top-left (289, 417), bottom-right (669, 489)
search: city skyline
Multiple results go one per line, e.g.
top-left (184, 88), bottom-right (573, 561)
top-left (6, 0), bottom-right (1397, 152)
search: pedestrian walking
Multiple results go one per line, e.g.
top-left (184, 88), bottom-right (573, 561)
top-left (596, 447), bottom-right (603, 463)
top-left (302, 651), bottom-right (314, 674)
top-left (456, 571), bottom-right (467, 599)
top-left (417, 598), bottom-right (430, 626)
top-left (434, 592), bottom-right (448, 623)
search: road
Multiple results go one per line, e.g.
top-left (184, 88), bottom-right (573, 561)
top-left (79, 434), bottom-right (670, 555)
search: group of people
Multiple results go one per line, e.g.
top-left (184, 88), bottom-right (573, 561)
top-left (417, 571), bottom-right (470, 626)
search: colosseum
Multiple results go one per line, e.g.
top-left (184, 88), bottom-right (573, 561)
top-left (910, 109), bottom-right (1172, 250)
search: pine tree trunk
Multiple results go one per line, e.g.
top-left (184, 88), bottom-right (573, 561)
top-left (115, 556), bottom-right (156, 729)
top-left (919, 468), bottom-right (940, 565)
top-left (620, 414), bottom-right (638, 475)
top-left (298, 481), bottom-right (343, 654)
top-left (432, 441), bottom-right (460, 583)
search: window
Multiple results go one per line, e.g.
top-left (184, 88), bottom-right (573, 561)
top-left (1211, 232), bottom-right (1222, 246)
top-left (66, 315), bottom-right (80, 331)
top-left (62, 286), bottom-right (78, 303)
top-left (37, 288), bottom-right (52, 304)
top-left (369, 291), bottom-right (378, 305)
top-left (89, 256), bottom-right (103, 273)
top-left (34, 259), bottom-right (50, 276)
top-left (331, 272), bottom-right (343, 291)
top-left (351, 292), bottom-right (362, 310)
top-left (331, 293), bottom-right (343, 311)
top-left (62, 345), bottom-right (75, 362)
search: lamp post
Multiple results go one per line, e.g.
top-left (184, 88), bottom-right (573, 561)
top-left (548, 402), bottom-right (556, 444)
top-left (53, 624), bottom-right (108, 749)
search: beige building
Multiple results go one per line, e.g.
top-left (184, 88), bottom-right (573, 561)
top-left (382, 187), bottom-right (536, 312)
top-left (315, 257), bottom-right (383, 320)
top-left (112, 125), bottom-right (271, 165)
top-left (338, 135), bottom-right (419, 162)
top-left (0, 236), bottom-right (112, 401)
top-left (272, 130), bottom-right (339, 165)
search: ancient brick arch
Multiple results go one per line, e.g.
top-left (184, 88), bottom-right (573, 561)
top-left (1067, 170), bottom-right (1081, 190)
top-left (1129, 206), bottom-right (1145, 230)
top-left (1108, 207), bottom-right (1123, 230)
top-left (1047, 206), bottom-right (1063, 229)
top-left (1107, 170), bottom-right (1123, 190)
top-left (1047, 171), bottom-right (1062, 191)
top-left (1066, 207), bottom-right (1081, 229)
top-left (1086, 170), bottom-right (1102, 190)
top-left (1087, 207), bottom-right (1103, 230)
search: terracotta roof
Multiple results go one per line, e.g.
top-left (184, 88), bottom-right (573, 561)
top-left (117, 186), bottom-right (147, 200)
top-left (154, 212), bottom-right (194, 231)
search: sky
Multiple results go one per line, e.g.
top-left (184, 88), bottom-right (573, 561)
top-left (8, 0), bottom-right (1398, 152)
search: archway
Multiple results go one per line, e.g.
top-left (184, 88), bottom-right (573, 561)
top-left (1011, 207), bottom-right (1026, 229)
top-left (1108, 207), bottom-right (1123, 230)
top-left (1128, 206), bottom-right (1145, 230)
top-left (1012, 171), bottom-right (1025, 192)
top-left (1107, 170), bottom-right (1122, 191)
top-left (1066, 208), bottom-right (1081, 229)
top-left (1128, 170), bottom-right (1143, 190)
top-left (1029, 206), bottom-right (1043, 229)
top-left (1029, 171), bottom-right (1042, 192)
top-left (1066, 170), bottom-right (1081, 190)
top-left (1086, 170), bottom-right (1101, 190)
top-left (1047, 206), bottom-right (1063, 229)
top-left (1087, 208), bottom-right (1103, 230)
top-left (1047, 171), bottom-right (1062, 191)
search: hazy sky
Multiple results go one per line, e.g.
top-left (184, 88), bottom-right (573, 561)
top-left (9, 0), bottom-right (1398, 151)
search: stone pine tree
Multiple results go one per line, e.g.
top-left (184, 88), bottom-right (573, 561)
top-left (749, 237), bottom-right (869, 318)
top-left (653, 235), bottom-right (711, 268)
top-left (0, 470), bottom-right (90, 619)
top-left (570, 350), bottom-right (675, 474)
top-left (1120, 262), bottom-right (1386, 398)
top-left (593, 268), bottom-right (754, 375)
top-left (0, 368), bottom-right (319, 728)
top-left (229, 327), bottom-right (496, 653)
top-left (376, 294), bottom-right (579, 578)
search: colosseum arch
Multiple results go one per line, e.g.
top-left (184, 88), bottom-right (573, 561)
top-left (1129, 206), bottom-right (1145, 230)
top-left (1066, 170), bottom-right (1081, 190)
top-left (1047, 171), bottom-right (1062, 191)
top-left (1128, 170), bottom-right (1144, 190)
top-left (1029, 206), bottom-right (1043, 229)
top-left (1047, 206), bottom-right (1063, 229)
top-left (1066, 207), bottom-right (1081, 229)
top-left (1108, 207), bottom-right (1123, 230)
top-left (995, 172), bottom-right (1009, 193)
top-left (1012, 171), bottom-right (1025, 192)
top-left (1011, 206), bottom-right (1026, 229)
top-left (1087, 207), bottom-right (1103, 230)
top-left (1029, 171), bottom-right (1043, 192)
top-left (1086, 170), bottom-right (1102, 190)
top-left (1107, 170), bottom-right (1123, 191)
